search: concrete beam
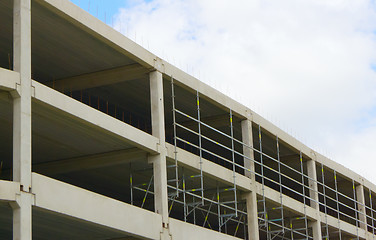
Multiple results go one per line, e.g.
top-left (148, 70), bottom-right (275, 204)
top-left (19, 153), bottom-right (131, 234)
top-left (320, 212), bottom-right (367, 239)
top-left (35, 0), bottom-right (155, 69)
top-left (33, 148), bottom-right (147, 175)
top-left (254, 182), bottom-right (317, 221)
top-left (0, 68), bottom-right (20, 91)
top-left (45, 63), bottom-right (148, 92)
top-left (165, 114), bottom-right (230, 138)
top-left (162, 62), bottom-right (250, 119)
top-left (0, 180), bottom-right (20, 202)
top-left (32, 173), bottom-right (162, 240)
top-left (254, 181), bottom-right (365, 238)
top-left (168, 218), bottom-right (241, 240)
top-left (32, 80), bottom-right (159, 153)
top-left (165, 143), bottom-right (251, 192)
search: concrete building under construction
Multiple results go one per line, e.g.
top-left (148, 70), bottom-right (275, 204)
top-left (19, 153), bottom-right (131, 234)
top-left (0, 0), bottom-right (375, 239)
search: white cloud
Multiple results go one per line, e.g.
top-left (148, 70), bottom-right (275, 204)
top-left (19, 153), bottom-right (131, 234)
top-left (113, 0), bottom-right (376, 183)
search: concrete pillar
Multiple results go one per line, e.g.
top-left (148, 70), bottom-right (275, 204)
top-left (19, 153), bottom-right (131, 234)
top-left (241, 119), bottom-right (259, 240)
top-left (10, 192), bottom-right (33, 240)
top-left (307, 159), bottom-right (322, 239)
top-left (13, 0), bottom-right (32, 189)
top-left (12, 1), bottom-right (33, 240)
top-left (149, 71), bottom-right (170, 239)
top-left (241, 120), bottom-right (254, 180)
top-left (356, 184), bottom-right (367, 232)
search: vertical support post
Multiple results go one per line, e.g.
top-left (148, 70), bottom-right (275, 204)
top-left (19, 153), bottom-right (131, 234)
top-left (196, 91), bottom-right (204, 205)
top-left (229, 109), bottom-right (237, 217)
top-left (352, 180), bottom-right (360, 239)
top-left (13, 0), bottom-right (32, 191)
top-left (276, 136), bottom-right (285, 234)
top-left (307, 159), bottom-right (322, 239)
top-left (356, 184), bottom-right (367, 232)
top-left (369, 189), bottom-right (375, 237)
top-left (334, 170), bottom-right (342, 240)
top-left (11, 1), bottom-right (33, 240)
top-left (241, 120), bottom-right (254, 180)
top-left (241, 119), bottom-right (259, 240)
top-left (321, 163), bottom-right (330, 239)
top-left (299, 152), bottom-right (309, 238)
top-left (149, 71), bottom-right (170, 239)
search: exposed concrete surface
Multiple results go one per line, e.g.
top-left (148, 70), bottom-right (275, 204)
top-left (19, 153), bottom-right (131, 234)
top-left (32, 80), bottom-right (159, 153)
top-left (0, 68), bottom-right (19, 91)
top-left (166, 143), bottom-right (252, 191)
top-left (168, 218), bottom-right (241, 240)
top-left (0, 0), bottom-right (374, 239)
top-left (32, 173), bottom-right (162, 240)
top-left (0, 180), bottom-right (20, 202)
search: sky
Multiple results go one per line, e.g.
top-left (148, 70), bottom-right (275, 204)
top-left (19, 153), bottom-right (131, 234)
top-left (71, 0), bottom-right (376, 184)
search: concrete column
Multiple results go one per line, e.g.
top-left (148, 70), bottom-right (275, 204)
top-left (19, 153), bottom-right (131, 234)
top-left (149, 71), bottom-right (170, 239)
top-left (245, 191), bottom-right (259, 240)
top-left (307, 159), bottom-right (322, 239)
top-left (241, 119), bottom-right (254, 180)
top-left (13, 0), bottom-right (32, 189)
top-left (10, 192), bottom-right (33, 240)
top-left (12, 1), bottom-right (33, 240)
top-left (241, 119), bottom-right (259, 240)
top-left (356, 184), bottom-right (367, 232)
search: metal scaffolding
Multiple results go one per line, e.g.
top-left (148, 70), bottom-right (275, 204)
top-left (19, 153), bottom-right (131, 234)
top-left (52, 77), bottom-right (376, 240)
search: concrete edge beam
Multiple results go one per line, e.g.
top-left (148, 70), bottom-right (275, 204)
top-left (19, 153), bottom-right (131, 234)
top-left (0, 180), bottom-right (21, 202)
top-left (321, 213), bottom-right (367, 239)
top-left (46, 63), bottom-right (149, 92)
top-left (0, 67), bottom-right (20, 91)
top-left (169, 218), bottom-right (242, 240)
top-left (254, 182), bottom-right (317, 221)
top-left (165, 143), bottom-right (251, 192)
top-left (256, 182), bottom-right (367, 238)
top-left (31, 173), bottom-right (162, 240)
top-left (32, 80), bottom-right (159, 154)
top-left (162, 64), bottom-right (250, 119)
top-left (33, 148), bottom-right (147, 175)
top-left (35, 0), bottom-right (156, 69)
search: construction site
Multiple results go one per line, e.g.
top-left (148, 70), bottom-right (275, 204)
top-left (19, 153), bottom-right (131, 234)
top-left (1, 0), bottom-right (376, 239)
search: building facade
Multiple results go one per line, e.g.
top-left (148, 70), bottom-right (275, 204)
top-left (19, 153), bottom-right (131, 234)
top-left (0, 0), bottom-right (375, 239)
